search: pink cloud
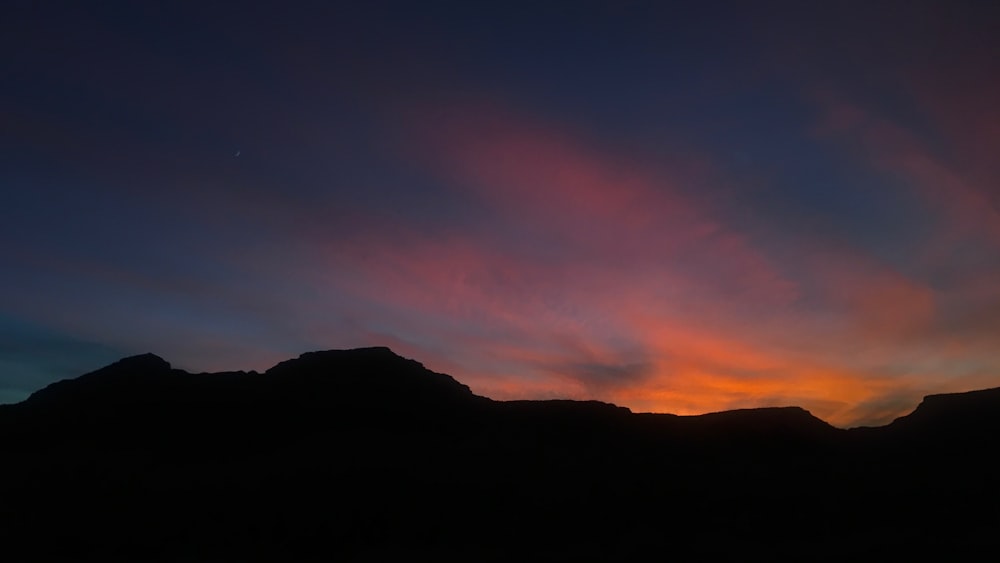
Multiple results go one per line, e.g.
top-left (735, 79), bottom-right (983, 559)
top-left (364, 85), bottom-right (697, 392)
top-left (816, 94), bottom-right (1000, 246)
top-left (273, 99), bottom-right (980, 427)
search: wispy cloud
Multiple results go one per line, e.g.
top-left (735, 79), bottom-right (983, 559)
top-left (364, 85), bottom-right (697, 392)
top-left (257, 98), bottom-right (988, 427)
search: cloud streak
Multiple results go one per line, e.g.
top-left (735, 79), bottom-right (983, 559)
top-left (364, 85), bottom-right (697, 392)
top-left (6, 4), bottom-right (999, 428)
top-left (246, 98), bottom-right (994, 428)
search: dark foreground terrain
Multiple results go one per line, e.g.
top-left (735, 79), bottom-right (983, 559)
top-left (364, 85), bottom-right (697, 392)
top-left (2, 347), bottom-right (998, 561)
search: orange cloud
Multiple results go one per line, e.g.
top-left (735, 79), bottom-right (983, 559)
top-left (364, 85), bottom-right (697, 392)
top-left (281, 99), bottom-right (998, 428)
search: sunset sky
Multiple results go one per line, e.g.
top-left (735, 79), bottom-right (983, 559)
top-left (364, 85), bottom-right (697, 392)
top-left (3, 1), bottom-right (999, 426)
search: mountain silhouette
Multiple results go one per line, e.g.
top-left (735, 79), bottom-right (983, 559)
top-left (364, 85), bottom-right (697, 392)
top-left (1, 347), bottom-right (997, 562)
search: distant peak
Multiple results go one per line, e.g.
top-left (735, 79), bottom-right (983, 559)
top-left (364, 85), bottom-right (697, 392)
top-left (357, 346), bottom-right (394, 353)
top-left (113, 353), bottom-right (172, 371)
top-left (922, 386), bottom-right (1000, 403)
top-left (261, 346), bottom-right (474, 403)
top-left (300, 346), bottom-right (398, 357)
top-left (265, 347), bottom-right (422, 374)
top-left (22, 352), bottom-right (175, 406)
top-left (892, 386), bottom-right (1000, 428)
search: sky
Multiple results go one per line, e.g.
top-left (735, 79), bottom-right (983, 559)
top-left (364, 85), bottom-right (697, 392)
top-left (3, 1), bottom-right (999, 426)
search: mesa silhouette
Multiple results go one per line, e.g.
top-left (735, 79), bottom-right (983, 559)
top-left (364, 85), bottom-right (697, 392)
top-left (1, 347), bottom-right (997, 562)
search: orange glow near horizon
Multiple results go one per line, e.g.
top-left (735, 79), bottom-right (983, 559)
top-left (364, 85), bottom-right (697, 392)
top-left (6, 3), bottom-right (1000, 433)
top-left (270, 98), bottom-right (1000, 429)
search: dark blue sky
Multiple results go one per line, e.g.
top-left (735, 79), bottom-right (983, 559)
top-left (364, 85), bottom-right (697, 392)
top-left (3, 0), bottom-right (999, 426)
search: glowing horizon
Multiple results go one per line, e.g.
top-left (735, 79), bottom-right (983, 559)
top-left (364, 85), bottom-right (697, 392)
top-left (3, 2), bottom-right (999, 428)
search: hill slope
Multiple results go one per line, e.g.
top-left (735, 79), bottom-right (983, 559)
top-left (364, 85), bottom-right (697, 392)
top-left (1, 347), bottom-right (997, 561)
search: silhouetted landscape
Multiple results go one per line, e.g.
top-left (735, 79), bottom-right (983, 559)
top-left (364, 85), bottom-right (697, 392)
top-left (7, 1), bottom-right (1000, 560)
top-left (2, 347), bottom-right (998, 561)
